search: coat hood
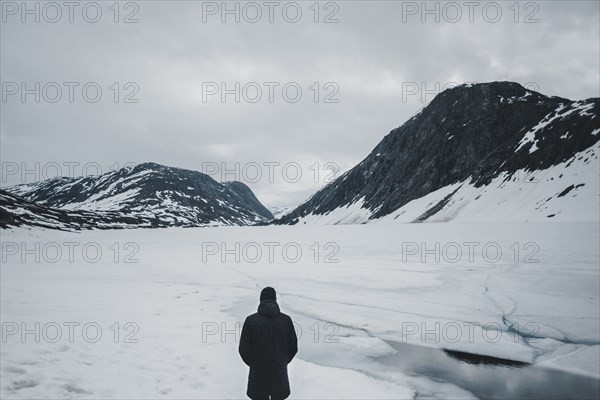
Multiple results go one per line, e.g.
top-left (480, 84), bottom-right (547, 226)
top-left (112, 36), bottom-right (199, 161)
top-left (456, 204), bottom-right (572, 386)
top-left (257, 300), bottom-right (280, 317)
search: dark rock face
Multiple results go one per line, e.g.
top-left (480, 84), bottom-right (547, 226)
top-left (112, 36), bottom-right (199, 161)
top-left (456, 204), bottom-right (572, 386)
top-left (3, 162), bottom-right (273, 229)
top-left (274, 82), bottom-right (599, 224)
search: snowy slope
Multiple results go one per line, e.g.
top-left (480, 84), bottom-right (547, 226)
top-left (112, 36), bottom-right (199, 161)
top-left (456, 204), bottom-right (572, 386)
top-left (0, 189), bottom-right (163, 230)
top-left (274, 82), bottom-right (600, 225)
top-left (295, 144), bottom-right (600, 224)
top-left (3, 163), bottom-right (273, 229)
top-left (269, 206), bottom-right (295, 220)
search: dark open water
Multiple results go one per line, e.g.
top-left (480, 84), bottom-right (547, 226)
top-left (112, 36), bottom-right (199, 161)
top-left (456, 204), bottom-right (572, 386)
top-left (378, 341), bottom-right (600, 400)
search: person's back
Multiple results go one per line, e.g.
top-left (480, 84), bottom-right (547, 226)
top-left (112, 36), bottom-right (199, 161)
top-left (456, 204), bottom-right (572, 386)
top-left (239, 287), bottom-right (298, 400)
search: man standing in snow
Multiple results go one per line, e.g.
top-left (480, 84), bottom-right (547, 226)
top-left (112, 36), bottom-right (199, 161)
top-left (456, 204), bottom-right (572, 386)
top-left (239, 287), bottom-right (298, 400)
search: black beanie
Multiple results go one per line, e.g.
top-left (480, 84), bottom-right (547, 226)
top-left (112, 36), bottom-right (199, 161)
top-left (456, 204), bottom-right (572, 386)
top-left (260, 287), bottom-right (276, 302)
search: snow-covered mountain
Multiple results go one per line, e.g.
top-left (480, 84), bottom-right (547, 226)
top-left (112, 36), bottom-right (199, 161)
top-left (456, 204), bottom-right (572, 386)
top-left (0, 189), bottom-right (162, 230)
top-left (269, 206), bottom-right (295, 219)
top-left (273, 82), bottom-right (600, 224)
top-left (2, 162), bottom-right (273, 229)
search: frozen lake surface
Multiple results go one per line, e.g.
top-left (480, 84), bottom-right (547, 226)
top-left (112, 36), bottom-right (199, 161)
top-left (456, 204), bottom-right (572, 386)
top-left (1, 222), bottom-right (599, 399)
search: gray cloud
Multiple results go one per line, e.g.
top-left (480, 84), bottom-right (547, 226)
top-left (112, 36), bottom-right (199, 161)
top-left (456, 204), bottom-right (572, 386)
top-left (1, 0), bottom-right (598, 208)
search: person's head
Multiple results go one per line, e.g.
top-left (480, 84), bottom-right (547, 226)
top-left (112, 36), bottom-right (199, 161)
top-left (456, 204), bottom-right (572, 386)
top-left (260, 286), bottom-right (276, 302)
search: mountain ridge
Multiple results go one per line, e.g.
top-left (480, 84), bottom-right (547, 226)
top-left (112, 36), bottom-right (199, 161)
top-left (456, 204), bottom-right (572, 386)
top-left (272, 81), bottom-right (600, 224)
top-left (2, 162), bottom-right (273, 229)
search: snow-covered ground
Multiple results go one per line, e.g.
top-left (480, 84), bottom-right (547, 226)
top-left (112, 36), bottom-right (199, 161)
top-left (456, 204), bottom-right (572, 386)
top-left (1, 222), bottom-right (599, 399)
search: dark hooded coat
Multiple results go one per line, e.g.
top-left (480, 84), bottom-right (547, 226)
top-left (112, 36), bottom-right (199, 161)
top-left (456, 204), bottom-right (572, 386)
top-left (239, 300), bottom-right (298, 400)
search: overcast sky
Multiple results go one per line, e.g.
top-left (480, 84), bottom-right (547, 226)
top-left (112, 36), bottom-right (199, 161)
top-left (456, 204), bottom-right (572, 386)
top-left (1, 0), bottom-right (599, 208)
